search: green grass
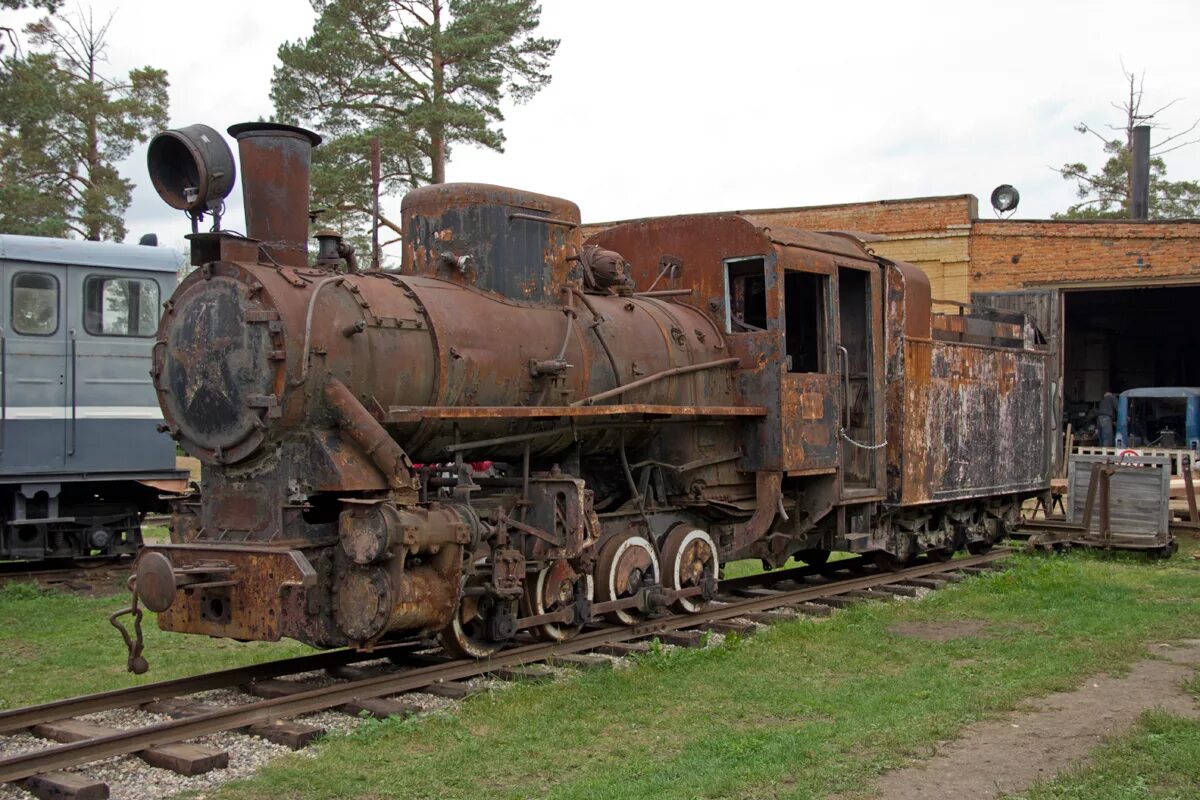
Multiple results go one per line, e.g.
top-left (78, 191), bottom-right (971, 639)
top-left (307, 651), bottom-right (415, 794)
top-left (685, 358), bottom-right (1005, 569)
top-left (200, 537), bottom-right (1200, 800)
top-left (141, 525), bottom-right (171, 544)
top-left (0, 581), bottom-right (311, 708)
top-left (1001, 629), bottom-right (1200, 800)
top-left (1002, 711), bottom-right (1200, 799)
top-left (723, 550), bottom-right (855, 580)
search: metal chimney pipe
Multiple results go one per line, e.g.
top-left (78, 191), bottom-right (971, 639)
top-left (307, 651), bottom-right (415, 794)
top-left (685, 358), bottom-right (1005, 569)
top-left (1130, 124), bottom-right (1151, 220)
top-left (227, 122), bottom-right (322, 267)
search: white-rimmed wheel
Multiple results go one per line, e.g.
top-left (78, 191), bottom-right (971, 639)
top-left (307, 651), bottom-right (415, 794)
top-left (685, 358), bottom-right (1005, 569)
top-left (595, 532), bottom-right (660, 626)
top-left (521, 560), bottom-right (594, 642)
top-left (660, 525), bottom-right (719, 614)
top-left (440, 587), bottom-right (507, 659)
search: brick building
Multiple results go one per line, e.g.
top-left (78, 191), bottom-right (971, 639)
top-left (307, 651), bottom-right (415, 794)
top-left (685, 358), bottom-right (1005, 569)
top-left (584, 195), bottom-right (1200, 438)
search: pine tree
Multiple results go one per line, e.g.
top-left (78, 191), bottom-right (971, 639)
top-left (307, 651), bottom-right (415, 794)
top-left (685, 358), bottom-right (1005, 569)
top-left (0, 8), bottom-right (169, 240)
top-left (272, 0), bottom-right (558, 246)
top-left (0, 0), bottom-right (61, 55)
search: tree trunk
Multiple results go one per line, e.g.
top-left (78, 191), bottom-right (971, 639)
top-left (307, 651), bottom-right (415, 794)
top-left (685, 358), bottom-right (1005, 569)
top-left (85, 46), bottom-right (101, 240)
top-left (430, 0), bottom-right (445, 184)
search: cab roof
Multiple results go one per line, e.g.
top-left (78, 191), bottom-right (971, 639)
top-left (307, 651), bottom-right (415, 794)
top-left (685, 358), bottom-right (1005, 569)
top-left (0, 234), bottom-right (181, 273)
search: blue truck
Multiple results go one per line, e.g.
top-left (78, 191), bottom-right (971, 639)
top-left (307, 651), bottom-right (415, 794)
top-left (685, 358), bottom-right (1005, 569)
top-left (1115, 387), bottom-right (1200, 453)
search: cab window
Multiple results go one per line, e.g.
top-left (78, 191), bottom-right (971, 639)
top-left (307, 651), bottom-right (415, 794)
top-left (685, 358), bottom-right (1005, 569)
top-left (784, 271), bottom-right (828, 373)
top-left (11, 272), bottom-right (59, 336)
top-left (84, 276), bottom-right (160, 337)
top-left (725, 258), bottom-right (767, 333)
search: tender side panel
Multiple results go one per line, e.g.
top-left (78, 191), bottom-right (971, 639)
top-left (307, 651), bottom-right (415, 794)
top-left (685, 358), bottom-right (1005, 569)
top-left (902, 338), bottom-right (1049, 502)
top-left (885, 260), bottom-right (1050, 505)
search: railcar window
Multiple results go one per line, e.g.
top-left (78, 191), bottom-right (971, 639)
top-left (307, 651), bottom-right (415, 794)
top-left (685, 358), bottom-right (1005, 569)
top-left (784, 271), bottom-right (828, 373)
top-left (83, 276), bottom-right (160, 337)
top-left (11, 272), bottom-right (59, 336)
top-left (725, 258), bottom-right (767, 333)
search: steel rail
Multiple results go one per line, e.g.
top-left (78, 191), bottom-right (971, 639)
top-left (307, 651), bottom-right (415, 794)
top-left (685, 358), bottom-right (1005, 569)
top-left (0, 550), bottom-right (1008, 784)
top-left (0, 641), bottom-right (422, 735)
top-left (0, 558), bottom-right (134, 576)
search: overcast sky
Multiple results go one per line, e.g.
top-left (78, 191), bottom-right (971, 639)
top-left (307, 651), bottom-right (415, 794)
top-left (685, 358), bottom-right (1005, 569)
top-left (7, 0), bottom-right (1200, 258)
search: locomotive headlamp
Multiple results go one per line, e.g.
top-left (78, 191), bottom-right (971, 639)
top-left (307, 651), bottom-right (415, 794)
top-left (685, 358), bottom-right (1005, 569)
top-left (990, 184), bottom-right (1020, 215)
top-left (147, 123), bottom-right (236, 217)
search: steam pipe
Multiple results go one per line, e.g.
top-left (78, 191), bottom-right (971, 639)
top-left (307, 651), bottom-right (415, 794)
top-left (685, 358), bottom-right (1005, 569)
top-left (571, 357), bottom-right (740, 407)
top-left (324, 378), bottom-right (417, 492)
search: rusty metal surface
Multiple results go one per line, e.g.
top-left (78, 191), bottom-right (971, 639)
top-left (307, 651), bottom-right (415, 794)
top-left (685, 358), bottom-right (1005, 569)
top-left (154, 259), bottom-right (288, 465)
top-left (780, 374), bottom-right (838, 470)
top-left (401, 183), bottom-right (582, 302)
top-left (906, 339), bottom-right (1048, 501)
top-left (147, 544), bottom-right (319, 643)
top-left (136, 477), bottom-right (191, 493)
top-left (383, 404), bottom-right (766, 422)
top-left (147, 124), bottom-right (237, 213)
top-left (324, 378), bottom-right (416, 493)
top-left (228, 123), bottom-right (321, 268)
top-left (885, 261), bottom-right (1051, 504)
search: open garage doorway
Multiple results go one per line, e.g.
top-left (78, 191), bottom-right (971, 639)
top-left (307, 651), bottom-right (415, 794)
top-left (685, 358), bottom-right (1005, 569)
top-left (1062, 285), bottom-right (1200, 442)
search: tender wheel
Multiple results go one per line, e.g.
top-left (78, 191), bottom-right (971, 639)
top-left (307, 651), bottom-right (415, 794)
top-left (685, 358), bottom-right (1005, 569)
top-left (440, 589), bottom-right (510, 659)
top-left (595, 532), bottom-right (660, 626)
top-left (660, 525), bottom-right (719, 614)
top-left (521, 560), bottom-right (593, 641)
top-left (965, 539), bottom-right (993, 555)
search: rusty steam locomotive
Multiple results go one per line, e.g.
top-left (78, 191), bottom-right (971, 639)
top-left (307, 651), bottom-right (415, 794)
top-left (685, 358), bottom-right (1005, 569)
top-left (116, 121), bottom-right (1051, 669)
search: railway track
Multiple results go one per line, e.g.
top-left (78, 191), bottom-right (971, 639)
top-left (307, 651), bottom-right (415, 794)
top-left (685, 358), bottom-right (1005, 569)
top-left (0, 549), bottom-right (1010, 799)
top-left (0, 559), bottom-right (134, 590)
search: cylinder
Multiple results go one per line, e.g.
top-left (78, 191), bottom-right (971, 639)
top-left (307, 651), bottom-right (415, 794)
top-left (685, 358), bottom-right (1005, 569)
top-left (228, 122), bottom-right (322, 267)
top-left (331, 544), bottom-right (461, 643)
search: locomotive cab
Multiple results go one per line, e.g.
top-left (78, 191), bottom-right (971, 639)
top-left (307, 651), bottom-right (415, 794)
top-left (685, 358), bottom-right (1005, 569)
top-left (587, 219), bottom-right (889, 497)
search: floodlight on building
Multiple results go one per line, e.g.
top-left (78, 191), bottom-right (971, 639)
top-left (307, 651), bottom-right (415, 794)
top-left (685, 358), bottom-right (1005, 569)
top-left (990, 184), bottom-right (1020, 217)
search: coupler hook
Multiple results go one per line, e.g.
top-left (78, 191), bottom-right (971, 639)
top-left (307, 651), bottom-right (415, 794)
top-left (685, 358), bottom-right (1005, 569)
top-left (110, 577), bottom-right (149, 674)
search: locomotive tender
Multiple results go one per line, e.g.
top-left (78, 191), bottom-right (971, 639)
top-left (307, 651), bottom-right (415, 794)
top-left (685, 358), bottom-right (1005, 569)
top-left (121, 121), bottom-right (1051, 666)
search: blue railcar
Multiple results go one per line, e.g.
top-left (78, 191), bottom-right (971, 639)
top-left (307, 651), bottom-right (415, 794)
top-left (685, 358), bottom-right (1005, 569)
top-left (0, 234), bottom-right (188, 561)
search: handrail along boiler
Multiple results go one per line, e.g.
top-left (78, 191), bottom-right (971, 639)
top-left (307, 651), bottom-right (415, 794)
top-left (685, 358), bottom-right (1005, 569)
top-left (115, 121), bottom-right (1052, 669)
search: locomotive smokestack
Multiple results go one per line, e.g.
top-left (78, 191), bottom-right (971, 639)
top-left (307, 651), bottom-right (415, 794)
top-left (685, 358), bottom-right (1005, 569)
top-left (227, 122), bottom-right (322, 267)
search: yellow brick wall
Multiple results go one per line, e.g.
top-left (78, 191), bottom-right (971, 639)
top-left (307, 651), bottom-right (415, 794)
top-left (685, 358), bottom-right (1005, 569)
top-left (865, 231), bottom-right (971, 302)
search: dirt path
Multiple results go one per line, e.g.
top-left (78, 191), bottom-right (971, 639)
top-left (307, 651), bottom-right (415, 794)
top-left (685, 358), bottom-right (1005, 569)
top-left (867, 640), bottom-right (1200, 800)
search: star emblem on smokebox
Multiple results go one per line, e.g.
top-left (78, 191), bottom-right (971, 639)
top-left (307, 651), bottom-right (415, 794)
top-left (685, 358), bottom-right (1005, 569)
top-left (176, 297), bottom-right (242, 409)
